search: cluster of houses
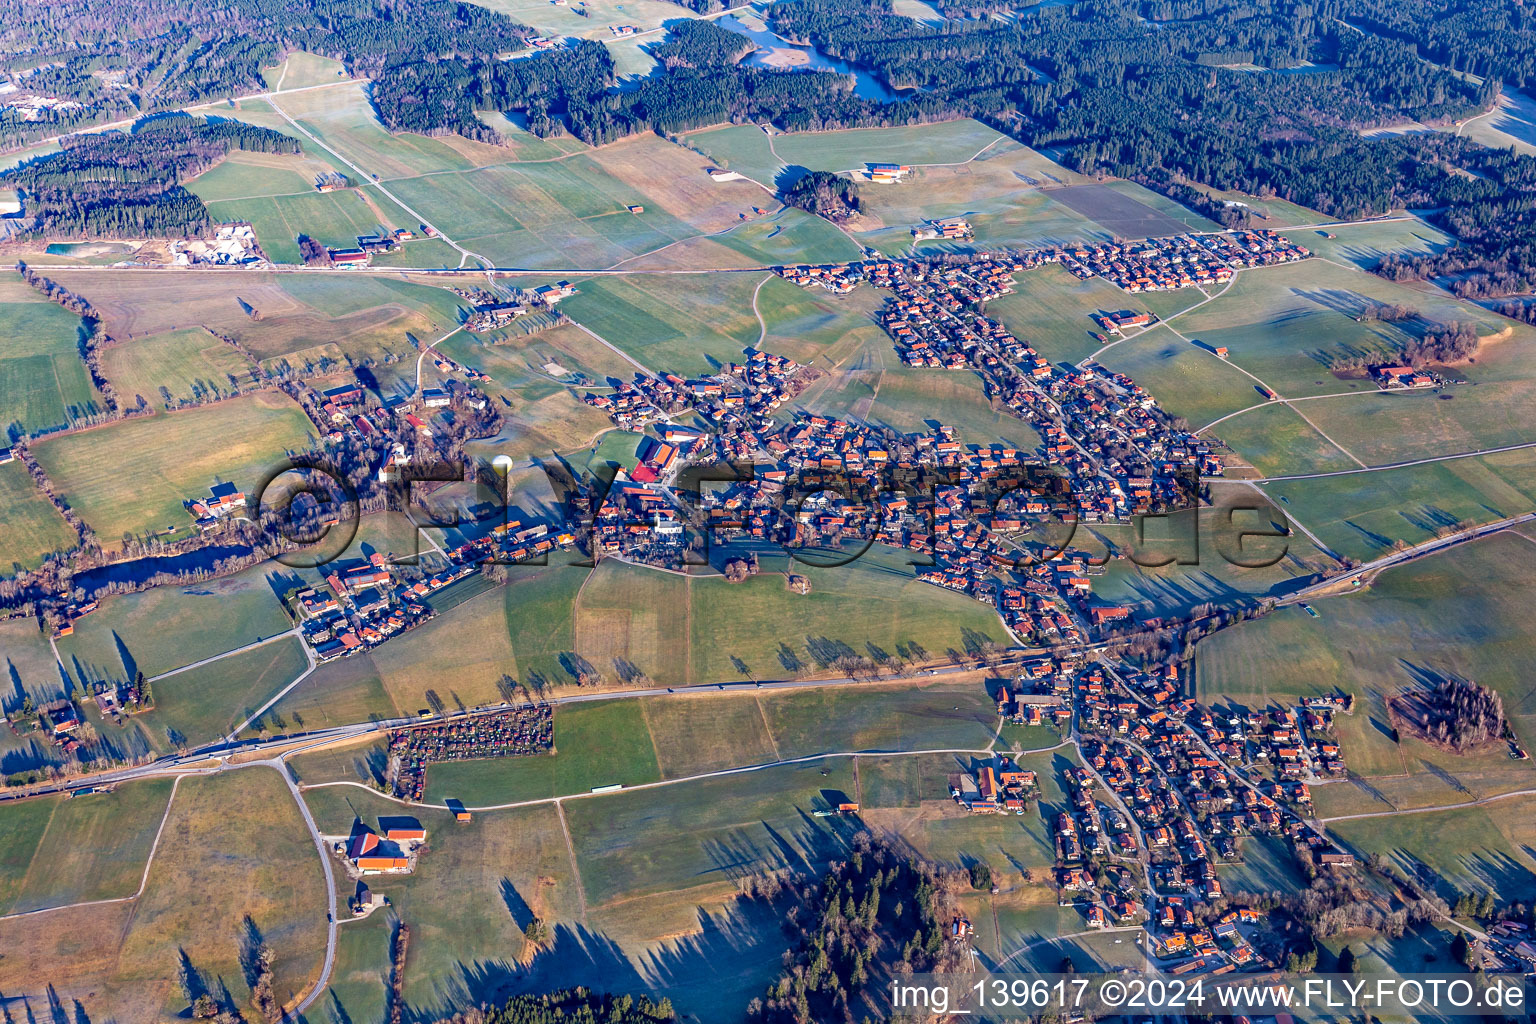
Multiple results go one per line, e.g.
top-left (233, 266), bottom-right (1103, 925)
top-left (1060, 230), bottom-right (1308, 292)
top-left (581, 347), bottom-right (811, 436)
top-left (1011, 657), bottom-right (1363, 973)
top-left (871, 254), bottom-right (1222, 519)
top-left (948, 755), bottom-right (1041, 813)
top-left (386, 704), bottom-right (554, 801)
top-left (295, 551), bottom-right (477, 660)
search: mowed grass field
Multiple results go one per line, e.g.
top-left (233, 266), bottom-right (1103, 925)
top-left (300, 786), bottom-right (584, 1015)
top-left (385, 133), bottom-right (775, 270)
top-left (411, 676), bottom-right (1020, 807)
top-left (302, 762), bottom-right (831, 1023)
top-left (59, 268), bottom-right (469, 370)
top-left (1079, 511), bottom-right (1336, 620)
top-left (100, 327), bottom-right (256, 406)
top-left (0, 273), bottom-right (100, 437)
top-left (685, 118), bottom-right (1011, 186)
top-left (56, 562), bottom-right (294, 678)
top-left (1195, 530), bottom-right (1536, 816)
top-left (1328, 795), bottom-right (1536, 904)
top-left (269, 82), bottom-right (586, 178)
top-left (0, 776), bottom-right (174, 914)
top-left (557, 272), bottom-right (763, 372)
top-left (271, 544), bottom-right (1010, 725)
top-left (1253, 446), bottom-right (1536, 563)
top-left (845, 143), bottom-right (1099, 254)
top-left (1174, 258), bottom-right (1512, 404)
top-left (0, 769), bottom-right (327, 1023)
top-left (0, 458), bottom-right (77, 572)
top-left (30, 392), bottom-right (315, 546)
top-left (985, 264), bottom-right (1151, 365)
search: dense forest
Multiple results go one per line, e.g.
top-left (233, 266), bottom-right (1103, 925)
top-left (748, 832), bottom-right (970, 1024)
top-left (2, 115), bottom-right (299, 238)
top-left (0, 0), bottom-right (534, 148)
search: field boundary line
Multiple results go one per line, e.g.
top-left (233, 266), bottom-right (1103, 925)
top-left (0, 773), bottom-right (185, 922)
top-left (296, 741), bottom-right (1072, 813)
top-left (555, 800), bottom-right (589, 924)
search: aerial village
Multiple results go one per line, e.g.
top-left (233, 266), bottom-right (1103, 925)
top-left (942, 654), bottom-right (1367, 974)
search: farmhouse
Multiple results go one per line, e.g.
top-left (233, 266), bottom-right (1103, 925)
top-left (866, 162), bottom-right (911, 183)
top-left (421, 387), bottom-right (450, 408)
top-left (533, 280), bottom-right (577, 305)
top-left (1374, 365), bottom-right (1436, 389)
top-left (328, 247), bottom-right (370, 266)
top-left (186, 481), bottom-right (246, 527)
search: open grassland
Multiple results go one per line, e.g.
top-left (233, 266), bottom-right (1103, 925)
top-left (60, 268), bottom-right (468, 370)
top-left (422, 699), bottom-right (661, 806)
top-left (579, 549), bottom-right (1009, 685)
top-left (787, 320), bottom-right (1043, 450)
top-left (1255, 446), bottom-right (1536, 563)
top-left (304, 770), bottom-right (800, 1024)
top-left (985, 264), bottom-right (1146, 365)
top-left (0, 769), bottom-right (327, 1023)
top-left (211, 187), bottom-right (408, 264)
top-left (842, 141), bottom-right (1097, 253)
top-left (1079, 512), bottom-right (1334, 620)
top-left (759, 679), bottom-right (1002, 760)
top-left (438, 323), bottom-right (635, 456)
top-left (0, 273), bottom-right (99, 437)
top-left (1460, 89), bottom-right (1536, 157)
top-left (268, 556), bottom-right (588, 729)
top-left (862, 749), bottom-right (1070, 876)
top-left (56, 562), bottom-right (293, 679)
top-left (1281, 217), bottom-right (1459, 269)
top-left (688, 119), bottom-right (1009, 186)
top-left (1175, 258), bottom-right (1512, 404)
top-left (1096, 325), bottom-right (1276, 428)
top-left (384, 133), bottom-right (771, 270)
top-left (302, 787), bottom-right (585, 1015)
top-left (153, 637), bottom-right (309, 746)
top-left (1188, 186), bottom-right (1325, 227)
top-left (1046, 181), bottom-right (1219, 237)
top-left (557, 272), bottom-right (763, 372)
top-left (100, 327), bottom-right (256, 406)
top-left (1195, 531), bottom-right (1536, 815)
top-left (751, 274), bottom-right (887, 367)
top-left (272, 82), bottom-right (582, 179)
top-left (185, 146), bottom-right (345, 204)
top-left (260, 50), bottom-right (348, 90)
top-left (0, 776), bottom-right (174, 914)
top-left (1329, 796), bottom-right (1536, 904)
top-left (364, 675), bottom-right (1041, 810)
top-left (32, 392), bottom-right (313, 546)
top-left (564, 757), bottom-right (858, 905)
top-left (0, 459), bottom-right (77, 573)
top-left (0, 617), bottom-right (63, 704)
top-left (1209, 402), bottom-right (1363, 477)
top-left (281, 547), bottom-right (1010, 729)
top-left (324, 912), bottom-right (390, 1024)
